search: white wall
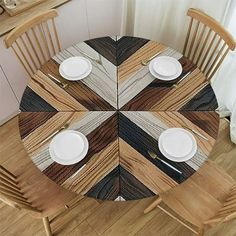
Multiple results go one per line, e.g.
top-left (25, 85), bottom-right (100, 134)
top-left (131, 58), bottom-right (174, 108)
top-left (0, 0), bottom-right (123, 124)
top-left (0, 65), bottom-right (19, 126)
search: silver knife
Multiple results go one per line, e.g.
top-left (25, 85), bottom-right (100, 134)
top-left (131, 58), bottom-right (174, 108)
top-left (173, 71), bottom-right (191, 88)
top-left (182, 126), bottom-right (209, 141)
top-left (48, 74), bottom-right (68, 88)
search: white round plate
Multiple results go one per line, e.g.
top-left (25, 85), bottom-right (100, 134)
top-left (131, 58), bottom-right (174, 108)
top-left (59, 56), bottom-right (92, 81)
top-left (49, 130), bottom-right (89, 165)
top-left (158, 128), bottom-right (197, 162)
top-left (149, 56), bottom-right (182, 81)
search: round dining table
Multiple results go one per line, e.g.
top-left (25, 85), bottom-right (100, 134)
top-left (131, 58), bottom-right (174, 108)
top-left (18, 36), bottom-right (219, 201)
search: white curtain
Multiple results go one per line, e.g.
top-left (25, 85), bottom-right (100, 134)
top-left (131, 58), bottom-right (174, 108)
top-left (121, 0), bottom-right (236, 115)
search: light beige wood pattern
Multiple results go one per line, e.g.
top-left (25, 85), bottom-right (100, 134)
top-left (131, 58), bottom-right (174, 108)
top-left (0, 163), bottom-right (85, 236)
top-left (0, 117), bottom-right (236, 235)
top-left (2, 0), bottom-right (44, 16)
top-left (151, 68), bottom-right (207, 110)
top-left (0, 0), bottom-right (70, 37)
top-left (28, 71), bottom-right (87, 111)
top-left (183, 8), bottom-right (235, 80)
top-left (118, 41), bottom-right (166, 83)
top-left (153, 112), bottom-right (215, 156)
top-left (63, 140), bottom-right (119, 194)
top-left (144, 160), bottom-right (236, 235)
top-left (21, 112), bottom-right (86, 156)
top-left (5, 9), bottom-right (61, 77)
top-left (119, 138), bottom-right (177, 194)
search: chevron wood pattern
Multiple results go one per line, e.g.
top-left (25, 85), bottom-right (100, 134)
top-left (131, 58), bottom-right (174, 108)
top-left (18, 36), bottom-right (220, 201)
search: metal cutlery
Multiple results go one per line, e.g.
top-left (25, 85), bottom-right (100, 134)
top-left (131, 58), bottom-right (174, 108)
top-left (71, 164), bottom-right (86, 178)
top-left (182, 125), bottom-right (209, 141)
top-left (172, 71), bottom-right (191, 88)
top-left (141, 51), bottom-right (163, 66)
top-left (79, 50), bottom-right (102, 65)
top-left (41, 123), bottom-right (69, 146)
top-left (48, 74), bottom-right (68, 88)
top-left (148, 151), bottom-right (182, 174)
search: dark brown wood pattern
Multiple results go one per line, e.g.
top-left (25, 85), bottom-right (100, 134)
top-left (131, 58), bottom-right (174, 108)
top-left (19, 112), bottom-right (57, 139)
top-left (18, 36), bottom-right (220, 201)
top-left (43, 113), bottom-right (118, 185)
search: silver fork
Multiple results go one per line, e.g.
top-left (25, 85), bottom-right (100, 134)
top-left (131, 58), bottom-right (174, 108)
top-left (148, 151), bottom-right (182, 174)
top-left (40, 123), bottom-right (69, 146)
top-left (141, 51), bottom-right (163, 66)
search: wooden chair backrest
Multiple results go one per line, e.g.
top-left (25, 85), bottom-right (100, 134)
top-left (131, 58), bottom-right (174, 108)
top-left (205, 184), bottom-right (236, 226)
top-left (183, 8), bottom-right (235, 80)
top-left (0, 165), bottom-right (40, 213)
top-left (4, 10), bottom-right (61, 77)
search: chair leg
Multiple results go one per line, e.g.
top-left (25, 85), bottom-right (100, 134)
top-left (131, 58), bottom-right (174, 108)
top-left (198, 227), bottom-right (205, 236)
top-left (43, 217), bottom-right (52, 236)
top-left (144, 196), bottom-right (162, 214)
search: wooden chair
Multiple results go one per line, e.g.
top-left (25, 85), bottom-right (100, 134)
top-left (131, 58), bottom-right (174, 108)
top-left (183, 8), bottom-right (235, 80)
top-left (4, 9), bottom-right (61, 78)
top-left (0, 164), bottom-right (82, 236)
top-left (144, 160), bottom-right (236, 235)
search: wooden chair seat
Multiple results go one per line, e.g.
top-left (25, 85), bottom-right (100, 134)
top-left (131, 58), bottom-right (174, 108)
top-left (9, 154), bottom-right (78, 218)
top-left (144, 160), bottom-right (236, 235)
top-left (186, 160), bottom-right (235, 202)
top-left (0, 161), bottom-right (83, 236)
top-left (160, 179), bottom-right (223, 227)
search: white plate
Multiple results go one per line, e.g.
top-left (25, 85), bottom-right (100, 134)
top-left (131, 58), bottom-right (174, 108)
top-left (49, 130), bottom-right (89, 165)
top-left (59, 56), bottom-right (92, 81)
top-left (149, 56), bottom-right (182, 81)
top-left (158, 128), bottom-right (197, 162)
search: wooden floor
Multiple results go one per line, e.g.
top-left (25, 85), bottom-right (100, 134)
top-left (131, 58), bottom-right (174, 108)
top-left (0, 116), bottom-right (236, 236)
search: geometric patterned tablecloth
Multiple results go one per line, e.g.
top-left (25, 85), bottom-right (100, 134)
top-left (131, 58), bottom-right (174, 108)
top-left (18, 36), bottom-right (219, 201)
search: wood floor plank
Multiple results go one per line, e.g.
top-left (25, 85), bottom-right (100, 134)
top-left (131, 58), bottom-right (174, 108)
top-left (0, 119), bottom-right (235, 235)
top-left (86, 201), bottom-right (138, 235)
top-left (67, 221), bottom-right (98, 236)
top-left (51, 197), bottom-right (100, 235)
top-left (135, 210), bottom-right (194, 236)
top-left (102, 198), bottom-right (160, 236)
top-left (0, 204), bottom-right (27, 234)
top-left (1, 213), bottom-right (44, 236)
